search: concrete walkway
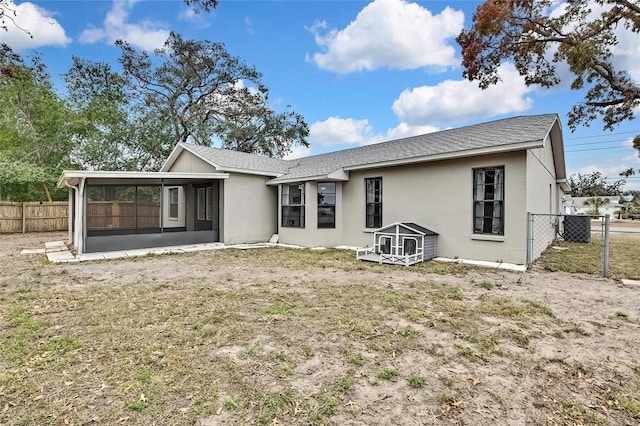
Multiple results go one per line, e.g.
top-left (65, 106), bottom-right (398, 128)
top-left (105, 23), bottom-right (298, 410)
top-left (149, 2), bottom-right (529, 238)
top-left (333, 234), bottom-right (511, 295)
top-left (22, 240), bottom-right (307, 264)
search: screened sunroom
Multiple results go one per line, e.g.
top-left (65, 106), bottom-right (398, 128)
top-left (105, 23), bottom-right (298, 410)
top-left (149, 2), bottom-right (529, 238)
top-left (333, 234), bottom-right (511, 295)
top-left (57, 171), bottom-right (229, 254)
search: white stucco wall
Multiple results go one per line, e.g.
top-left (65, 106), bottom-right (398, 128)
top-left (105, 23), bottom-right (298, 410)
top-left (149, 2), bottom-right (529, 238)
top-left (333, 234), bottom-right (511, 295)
top-left (222, 173), bottom-right (277, 244)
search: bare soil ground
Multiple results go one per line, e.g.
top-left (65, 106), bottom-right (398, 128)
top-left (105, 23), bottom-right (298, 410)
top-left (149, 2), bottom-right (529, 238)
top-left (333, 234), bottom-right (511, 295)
top-left (1, 232), bottom-right (639, 425)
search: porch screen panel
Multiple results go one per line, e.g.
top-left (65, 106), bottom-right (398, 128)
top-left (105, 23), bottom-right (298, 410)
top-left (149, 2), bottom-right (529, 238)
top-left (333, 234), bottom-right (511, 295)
top-left (136, 186), bottom-right (161, 229)
top-left (87, 186), bottom-right (135, 230)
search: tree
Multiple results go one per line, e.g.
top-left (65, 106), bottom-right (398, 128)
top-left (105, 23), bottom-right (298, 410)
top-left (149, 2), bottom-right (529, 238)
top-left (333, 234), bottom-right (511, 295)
top-left (0, 44), bottom-right (71, 201)
top-left (117, 32), bottom-right (308, 161)
top-left (583, 196), bottom-right (610, 215)
top-left (457, 0), bottom-right (640, 145)
top-left (0, 0), bottom-right (31, 37)
top-left (567, 171), bottom-right (624, 197)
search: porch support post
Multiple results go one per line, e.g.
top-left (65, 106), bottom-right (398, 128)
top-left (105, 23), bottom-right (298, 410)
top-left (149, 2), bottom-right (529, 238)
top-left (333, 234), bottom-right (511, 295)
top-left (160, 178), bottom-right (164, 233)
top-left (67, 188), bottom-right (73, 243)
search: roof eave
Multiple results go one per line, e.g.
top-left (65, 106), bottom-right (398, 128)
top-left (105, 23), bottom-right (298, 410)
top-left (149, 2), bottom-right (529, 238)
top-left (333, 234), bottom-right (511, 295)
top-left (266, 169), bottom-right (349, 186)
top-left (342, 140), bottom-right (543, 172)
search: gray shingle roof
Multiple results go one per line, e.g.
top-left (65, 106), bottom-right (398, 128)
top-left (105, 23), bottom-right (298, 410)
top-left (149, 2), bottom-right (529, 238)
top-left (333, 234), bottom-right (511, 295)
top-left (183, 143), bottom-right (292, 175)
top-left (273, 114), bottom-right (559, 182)
top-left (177, 114), bottom-right (559, 181)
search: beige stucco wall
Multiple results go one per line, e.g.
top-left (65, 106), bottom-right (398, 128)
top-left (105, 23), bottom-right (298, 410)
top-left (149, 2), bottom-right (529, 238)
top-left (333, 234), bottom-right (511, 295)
top-left (525, 135), bottom-right (565, 260)
top-left (336, 151), bottom-right (529, 264)
top-left (277, 181), bottom-right (344, 247)
top-left (169, 150), bottom-right (217, 173)
top-left (222, 173), bottom-right (277, 244)
top-left (526, 135), bottom-right (559, 215)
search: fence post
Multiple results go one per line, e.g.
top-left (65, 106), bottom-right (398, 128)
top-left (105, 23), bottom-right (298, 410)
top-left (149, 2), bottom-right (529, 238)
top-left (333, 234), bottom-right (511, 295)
top-left (22, 202), bottom-right (26, 234)
top-left (526, 212), bottom-right (533, 266)
top-left (602, 214), bottom-right (610, 278)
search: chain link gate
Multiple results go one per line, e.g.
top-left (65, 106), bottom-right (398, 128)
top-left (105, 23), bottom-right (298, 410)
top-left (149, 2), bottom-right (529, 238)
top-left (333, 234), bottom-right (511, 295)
top-left (526, 213), bottom-right (611, 277)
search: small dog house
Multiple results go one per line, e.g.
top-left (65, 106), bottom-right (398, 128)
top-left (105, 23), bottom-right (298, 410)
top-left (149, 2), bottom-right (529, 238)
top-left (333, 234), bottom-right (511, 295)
top-left (357, 222), bottom-right (438, 266)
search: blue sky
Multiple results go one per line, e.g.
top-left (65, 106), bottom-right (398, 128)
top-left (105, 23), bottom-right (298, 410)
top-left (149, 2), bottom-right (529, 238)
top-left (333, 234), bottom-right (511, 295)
top-left (2, 0), bottom-right (639, 190)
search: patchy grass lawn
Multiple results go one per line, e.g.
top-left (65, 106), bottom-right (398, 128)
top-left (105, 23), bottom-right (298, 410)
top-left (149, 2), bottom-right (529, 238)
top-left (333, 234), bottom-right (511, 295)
top-left (1, 232), bottom-right (639, 425)
top-left (538, 233), bottom-right (640, 279)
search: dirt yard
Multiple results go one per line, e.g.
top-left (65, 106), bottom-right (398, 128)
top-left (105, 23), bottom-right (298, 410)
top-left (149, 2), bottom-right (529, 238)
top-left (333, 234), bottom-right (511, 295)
top-left (1, 232), bottom-right (639, 425)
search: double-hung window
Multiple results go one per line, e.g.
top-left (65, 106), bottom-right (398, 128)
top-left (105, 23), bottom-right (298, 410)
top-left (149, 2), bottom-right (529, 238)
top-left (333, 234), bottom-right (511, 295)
top-left (365, 177), bottom-right (382, 228)
top-left (473, 166), bottom-right (504, 235)
top-left (317, 182), bottom-right (336, 229)
top-left (282, 183), bottom-right (305, 228)
top-left (168, 188), bottom-right (179, 220)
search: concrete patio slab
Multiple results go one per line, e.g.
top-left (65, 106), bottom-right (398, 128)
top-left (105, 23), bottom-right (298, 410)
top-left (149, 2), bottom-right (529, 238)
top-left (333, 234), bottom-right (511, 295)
top-left (21, 248), bottom-right (46, 255)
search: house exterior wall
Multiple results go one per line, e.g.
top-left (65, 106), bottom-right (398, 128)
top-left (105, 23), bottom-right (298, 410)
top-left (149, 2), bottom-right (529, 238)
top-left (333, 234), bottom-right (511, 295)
top-left (526, 134), bottom-right (564, 260)
top-left (169, 150), bottom-right (217, 173)
top-left (277, 181), bottom-right (344, 247)
top-left (336, 151), bottom-right (528, 264)
top-left (222, 173), bottom-right (277, 244)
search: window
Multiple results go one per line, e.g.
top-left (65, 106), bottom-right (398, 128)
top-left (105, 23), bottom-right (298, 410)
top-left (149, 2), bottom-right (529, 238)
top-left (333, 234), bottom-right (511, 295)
top-left (282, 183), bottom-right (305, 228)
top-left (168, 188), bottom-right (179, 220)
top-left (317, 182), bottom-right (336, 229)
top-left (473, 166), bottom-right (504, 235)
top-left (365, 177), bottom-right (382, 228)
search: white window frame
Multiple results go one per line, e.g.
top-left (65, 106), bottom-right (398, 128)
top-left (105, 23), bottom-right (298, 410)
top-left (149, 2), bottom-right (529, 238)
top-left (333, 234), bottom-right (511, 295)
top-left (168, 187), bottom-right (179, 220)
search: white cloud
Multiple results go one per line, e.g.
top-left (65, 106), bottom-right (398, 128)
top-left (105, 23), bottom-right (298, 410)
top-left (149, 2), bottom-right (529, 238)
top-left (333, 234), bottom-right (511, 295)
top-left (2, 1), bottom-right (70, 50)
top-left (392, 63), bottom-right (534, 126)
top-left (284, 145), bottom-right (312, 160)
top-left (309, 117), bottom-right (377, 147)
top-left (308, 0), bottom-right (464, 73)
top-left (309, 116), bottom-right (439, 149)
top-left (78, 0), bottom-right (169, 50)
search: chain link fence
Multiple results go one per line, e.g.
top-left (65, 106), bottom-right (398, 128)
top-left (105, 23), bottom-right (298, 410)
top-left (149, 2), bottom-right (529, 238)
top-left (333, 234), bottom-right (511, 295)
top-left (527, 213), bottom-right (611, 277)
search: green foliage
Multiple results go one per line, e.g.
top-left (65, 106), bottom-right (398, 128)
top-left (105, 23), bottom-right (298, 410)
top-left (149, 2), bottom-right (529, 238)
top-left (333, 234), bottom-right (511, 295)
top-left (568, 172), bottom-right (624, 197)
top-left (0, 45), bottom-right (73, 201)
top-left (116, 32), bottom-right (309, 159)
top-left (583, 197), bottom-right (610, 216)
top-left (457, 0), bottom-right (640, 154)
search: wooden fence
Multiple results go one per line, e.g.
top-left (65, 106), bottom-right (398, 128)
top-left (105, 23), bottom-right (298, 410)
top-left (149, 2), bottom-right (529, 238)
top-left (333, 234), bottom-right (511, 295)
top-left (0, 201), bottom-right (69, 234)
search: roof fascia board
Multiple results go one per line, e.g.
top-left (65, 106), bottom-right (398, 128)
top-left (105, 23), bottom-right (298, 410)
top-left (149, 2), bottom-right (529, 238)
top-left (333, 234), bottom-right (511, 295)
top-left (57, 171), bottom-right (229, 188)
top-left (266, 174), bottom-right (329, 186)
top-left (548, 118), bottom-right (567, 180)
top-left (343, 141), bottom-right (543, 172)
top-left (216, 166), bottom-right (283, 177)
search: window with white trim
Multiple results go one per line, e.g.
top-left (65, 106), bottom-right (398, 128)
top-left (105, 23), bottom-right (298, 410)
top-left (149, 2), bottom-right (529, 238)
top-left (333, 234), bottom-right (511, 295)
top-left (168, 188), bottom-right (179, 220)
top-left (317, 182), bottom-right (336, 229)
top-left (365, 177), bottom-right (382, 228)
top-left (473, 166), bottom-right (504, 235)
top-left (282, 183), bottom-right (305, 228)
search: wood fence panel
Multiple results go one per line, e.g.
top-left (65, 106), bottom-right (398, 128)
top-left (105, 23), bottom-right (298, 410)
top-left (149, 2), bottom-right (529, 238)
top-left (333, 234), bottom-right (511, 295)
top-left (0, 201), bottom-right (68, 233)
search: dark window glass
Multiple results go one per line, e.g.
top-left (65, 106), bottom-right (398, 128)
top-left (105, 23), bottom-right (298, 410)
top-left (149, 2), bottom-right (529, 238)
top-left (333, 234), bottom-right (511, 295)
top-left (365, 177), bottom-right (382, 228)
top-left (282, 183), bottom-right (305, 228)
top-left (317, 182), bottom-right (336, 229)
top-left (473, 167), bottom-right (504, 235)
